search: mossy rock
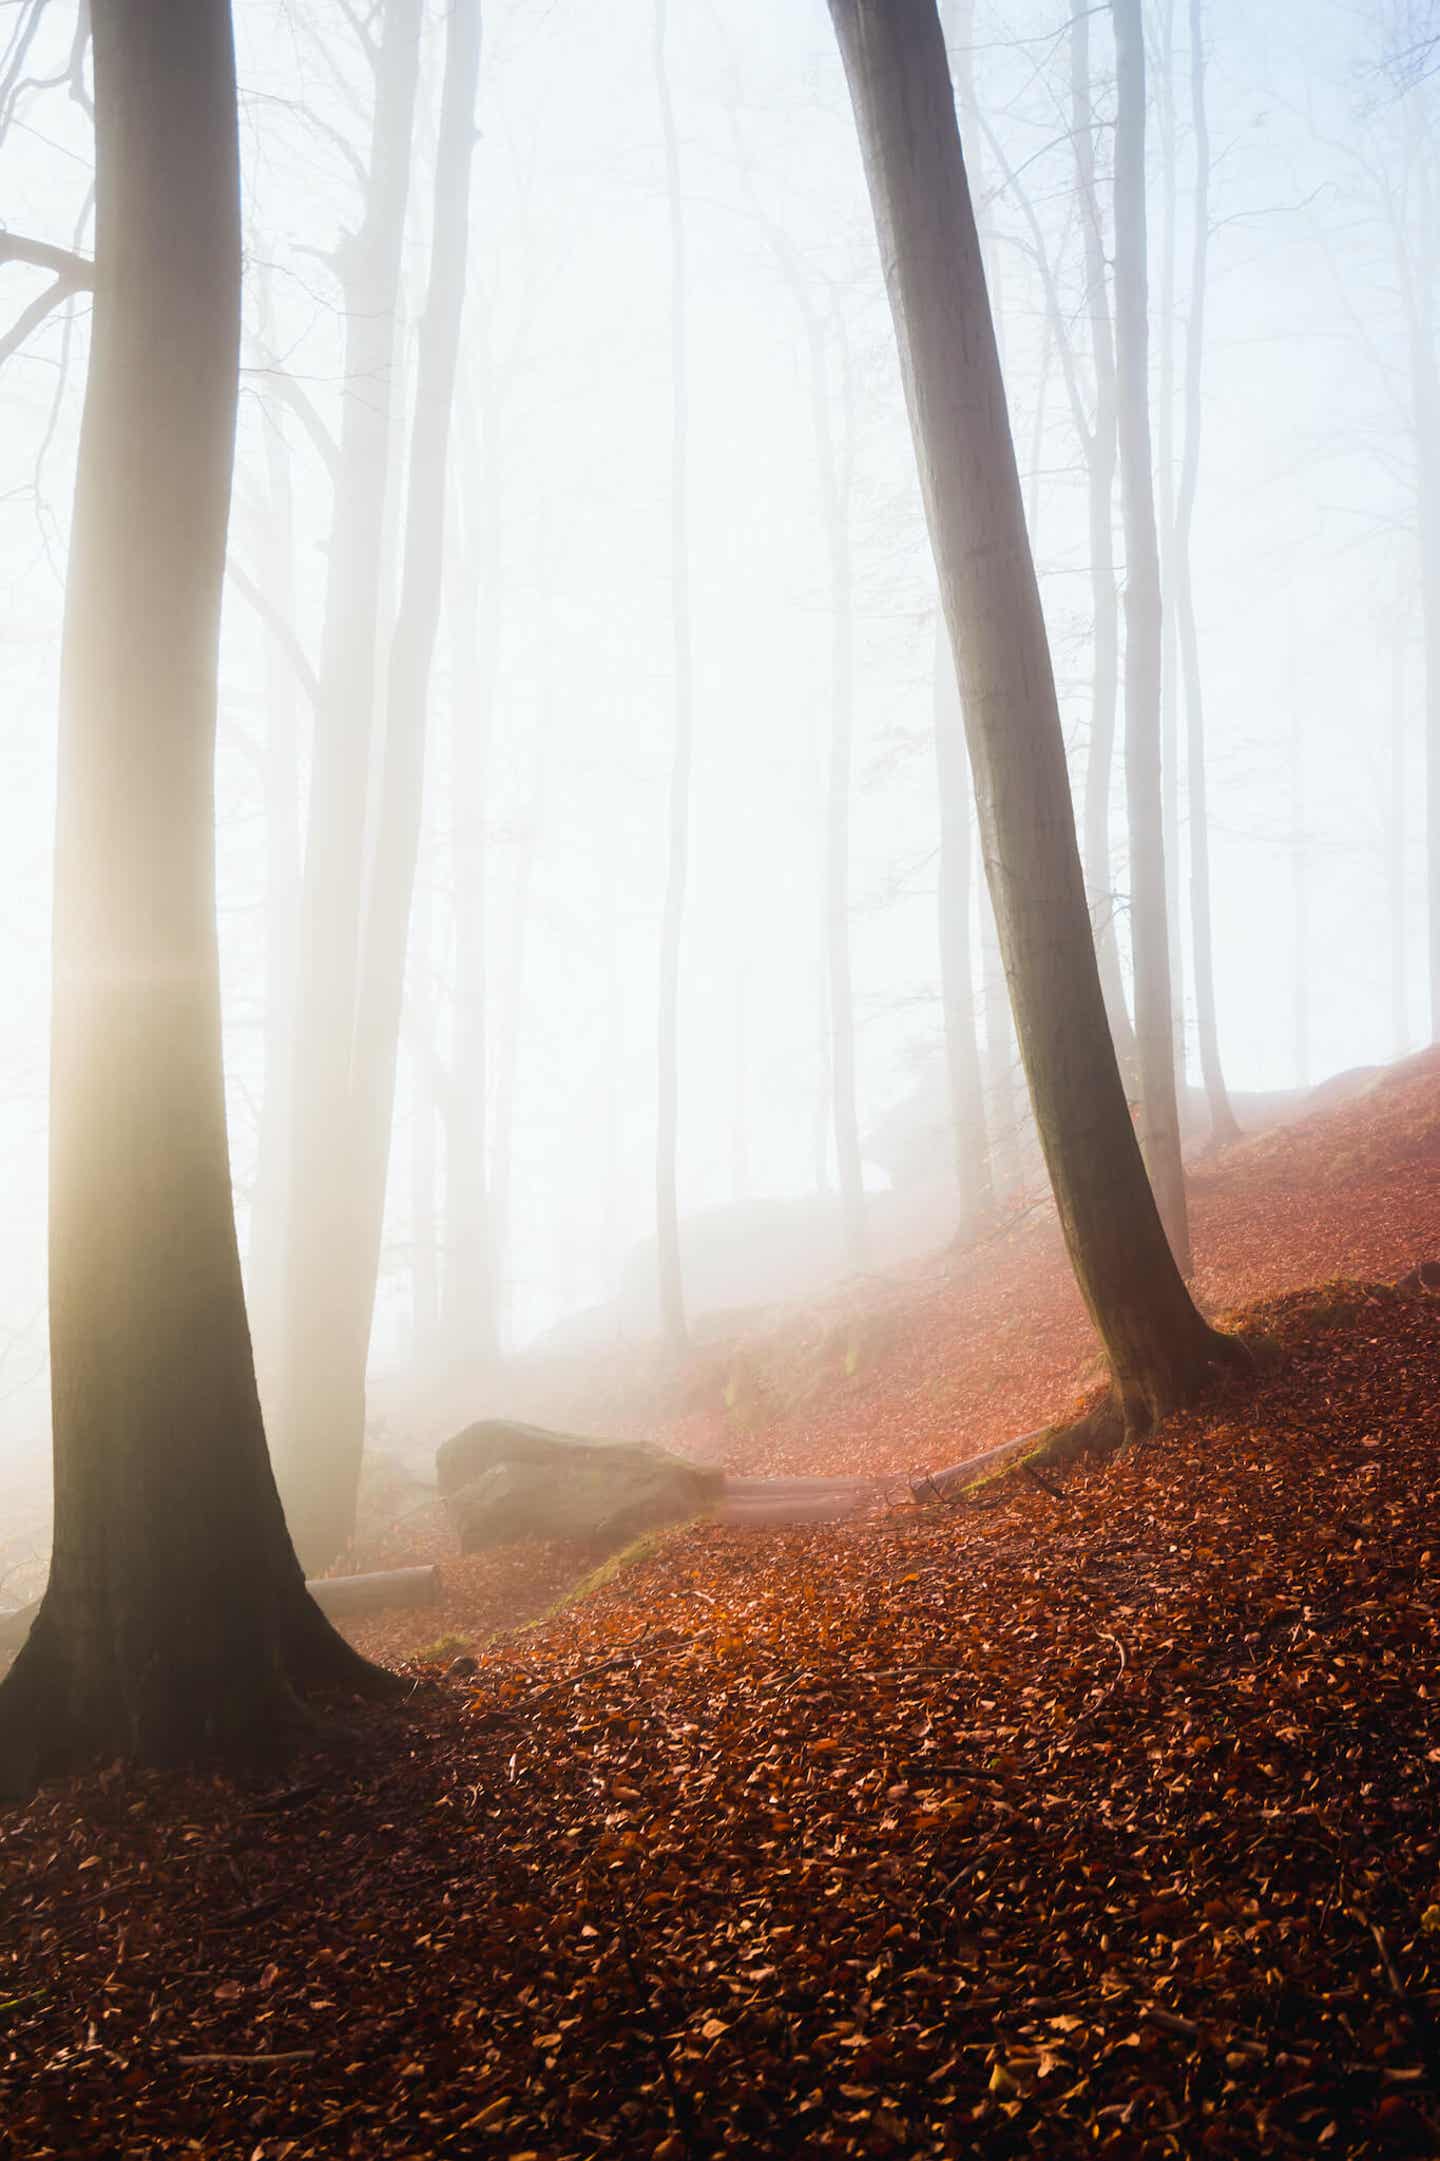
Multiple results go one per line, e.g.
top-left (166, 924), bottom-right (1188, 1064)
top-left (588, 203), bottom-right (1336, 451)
top-left (436, 1419), bottom-right (722, 1554)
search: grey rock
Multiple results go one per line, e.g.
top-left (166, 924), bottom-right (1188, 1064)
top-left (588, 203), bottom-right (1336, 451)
top-left (436, 1418), bottom-right (721, 1553)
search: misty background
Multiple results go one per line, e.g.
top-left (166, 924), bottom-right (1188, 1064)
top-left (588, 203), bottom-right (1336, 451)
top-left (0, 0), bottom-right (1428, 1524)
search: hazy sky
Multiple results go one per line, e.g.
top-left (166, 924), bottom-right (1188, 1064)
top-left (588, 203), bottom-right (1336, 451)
top-left (0, 0), bottom-right (1429, 1475)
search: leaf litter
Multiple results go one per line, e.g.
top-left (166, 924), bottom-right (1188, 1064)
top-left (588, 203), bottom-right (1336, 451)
top-left (5, 1060), bottom-right (1440, 2153)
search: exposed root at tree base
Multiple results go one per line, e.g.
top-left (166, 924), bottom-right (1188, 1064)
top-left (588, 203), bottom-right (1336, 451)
top-left (0, 1589), bottom-right (407, 1800)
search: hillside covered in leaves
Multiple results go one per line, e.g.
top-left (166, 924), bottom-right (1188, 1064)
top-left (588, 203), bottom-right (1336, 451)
top-left (5, 1063), bottom-right (1440, 2156)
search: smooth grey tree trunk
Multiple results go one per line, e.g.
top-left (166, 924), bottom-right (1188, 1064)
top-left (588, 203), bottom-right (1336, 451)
top-left (1112, 0), bottom-right (1191, 1273)
top-left (490, 724), bottom-right (545, 1355)
top-left (1070, 0), bottom-right (1136, 1080)
top-left (408, 865), bottom-right (440, 1359)
top-left (944, 1), bottom-right (1024, 1199)
top-left (1173, 0), bottom-right (1240, 1146)
top-left (277, 0), bottom-right (423, 1565)
top-left (654, 0), bottom-right (692, 1353)
top-left (1156, 0), bottom-right (1187, 1085)
top-left (825, 0), bottom-right (1238, 1434)
top-left (933, 621), bottom-right (994, 1234)
top-left (0, 0), bottom-right (389, 1793)
top-left (302, 0), bottom-right (484, 1570)
top-left (1291, 697), bottom-right (1310, 1088)
top-left (443, 382), bottom-right (501, 1387)
top-left (246, 324), bottom-right (305, 1412)
top-left (1409, 253), bottom-right (1440, 1038)
top-left (772, 255), bottom-right (868, 1270)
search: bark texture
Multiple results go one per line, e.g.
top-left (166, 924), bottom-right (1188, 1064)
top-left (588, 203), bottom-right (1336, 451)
top-left (1172, 0), bottom-right (1240, 1147)
top-left (0, 0), bottom-right (390, 1795)
top-left (284, 0), bottom-right (482, 1567)
top-left (1070, 0), bottom-right (1137, 1077)
top-left (933, 622), bottom-right (994, 1234)
top-left (1111, 0), bottom-right (1191, 1272)
top-left (825, 0), bottom-right (1238, 1436)
top-left (277, 0), bottom-right (423, 1564)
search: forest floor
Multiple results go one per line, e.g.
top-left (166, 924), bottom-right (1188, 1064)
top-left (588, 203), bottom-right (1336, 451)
top-left (5, 1055), bottom-right (1440, 2155)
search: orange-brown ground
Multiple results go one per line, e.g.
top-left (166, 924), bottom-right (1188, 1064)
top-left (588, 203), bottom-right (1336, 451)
top-left (5, 1056), bottom-right (1440, 2157)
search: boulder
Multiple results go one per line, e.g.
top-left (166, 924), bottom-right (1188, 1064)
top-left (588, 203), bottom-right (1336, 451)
top-left (436, 1418), bottom-right (722, 1553)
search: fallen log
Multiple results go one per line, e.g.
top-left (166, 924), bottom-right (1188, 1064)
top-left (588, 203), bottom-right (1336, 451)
top-left (0, 1563), bottom-right (442, 1660)
top-left (924, 1424), bottom-right (1051, 1495)
top-left (308, 1565), bottom-right (441, 1619)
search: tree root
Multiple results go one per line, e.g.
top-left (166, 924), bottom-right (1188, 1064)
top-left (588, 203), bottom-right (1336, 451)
top-left (0, 1582), bottom-right (404, 1801)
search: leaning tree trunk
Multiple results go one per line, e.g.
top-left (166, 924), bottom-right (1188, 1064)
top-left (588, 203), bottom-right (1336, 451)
top-left (1155, 0), bottom-right (1186, 1087)
top-left (289, 0), bottom-right (484, 1570)
top-left (278, 0), bottom-right (423, 1564)
top-left (1173, 0), bottom-right (1240, 1146)
top-left (654, 0), bottom-right (693, 1354)
top-left (933, 622), bottom-right (994, 1236)
top-left (825, 0), bottom-right (1239, 1436)
top-left (1111, 0), bottom-right (1191, 1274)
top-left (0, 0), bottom-right (390, 1795)
top-left (1070, 0), bottom-right (1136, 1080)
top-left (945, 0), bottom-right (1025, 1196)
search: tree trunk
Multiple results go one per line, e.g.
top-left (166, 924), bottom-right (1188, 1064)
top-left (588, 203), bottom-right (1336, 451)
top-left (731, 963), bottom-right (749, 1204)
top-left (1173, 0), bottom-right (1240, 1147)
top-left (1390, 576), bottom-right (1410, 1060)
top-left (933, 620), bottom-right (994, 1235)
top-left (444, 378), bottom-right (501, 1390)
top-left (943, 0), bottom-right (1019, 1209)
top-left (491, 727), bottom-right (545, 1355)
top-left (1070, 0), bottom-right (1137, 1079)
top-left (1291, 696), bottom-right (1309, 1088)
top-left (246, 308), bottom-right (305, 1415)
top-left (286, 0), bottom-right (483, 1569)
top-left (408, 865), bottom-right (440, 1361)
top-left (809, 301), bottom-right (867, 1269)
top-left (1111, 0), bottom-right (1191, 1273)
top-left (825, 0), bottom-right (1238, 1436)
top-left (1156, 0), bottom-right (1187, 1087)
top-left (1413, 297), bottom-right (1440, 1041)
top-left (980, 870), bottom-right (1024, 1197)
top-left (654, 0), bottom-right (693, 1354)
top-left (0, 0), bottom-right (390, 1794)
top-left (277, 0), bottom-right (423, 1562)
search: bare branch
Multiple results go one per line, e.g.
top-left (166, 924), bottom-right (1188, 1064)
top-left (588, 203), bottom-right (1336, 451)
top-left (226, 560), bottom-right (320, 709)
top-left (248, 367), bottom-right (339, 483)
top-left (0, 232), bottom-right (95, 286)
top-left (0, 276), bottom-right (81, 367)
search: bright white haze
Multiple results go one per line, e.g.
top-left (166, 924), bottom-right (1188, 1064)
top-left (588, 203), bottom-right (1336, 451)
top-left (0, 0), bottom-right (1430, 1520)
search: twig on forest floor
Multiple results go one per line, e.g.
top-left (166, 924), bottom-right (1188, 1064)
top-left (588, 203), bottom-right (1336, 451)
top-left (1022, 1461), bottom-right (1069, 1504)
top-left (174, 2048), bottom-right (317, 2066)
top-left (1138, 2004), bottom-right (1202, 2040)
top-left (1351, 1905), bottom-right (1407, 2003)
top-left (517, 1632), bottom-right (697, 1707)
top-left (909, 1471), bottom-right (1004, 1513)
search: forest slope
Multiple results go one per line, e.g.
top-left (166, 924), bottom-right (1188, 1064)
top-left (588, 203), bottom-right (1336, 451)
top-left (6, 1280), bottom-right (1440, 2156)
top-left (662, 1047), bottom-right (1440, 1482)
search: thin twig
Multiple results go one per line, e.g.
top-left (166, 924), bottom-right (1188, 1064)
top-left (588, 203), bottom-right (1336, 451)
top-left (174, 2049), bottom-right (316, 2067)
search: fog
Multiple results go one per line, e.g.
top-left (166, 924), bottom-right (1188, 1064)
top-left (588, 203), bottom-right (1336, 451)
top-left (0, 0), bottom-right (1434, 1547)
